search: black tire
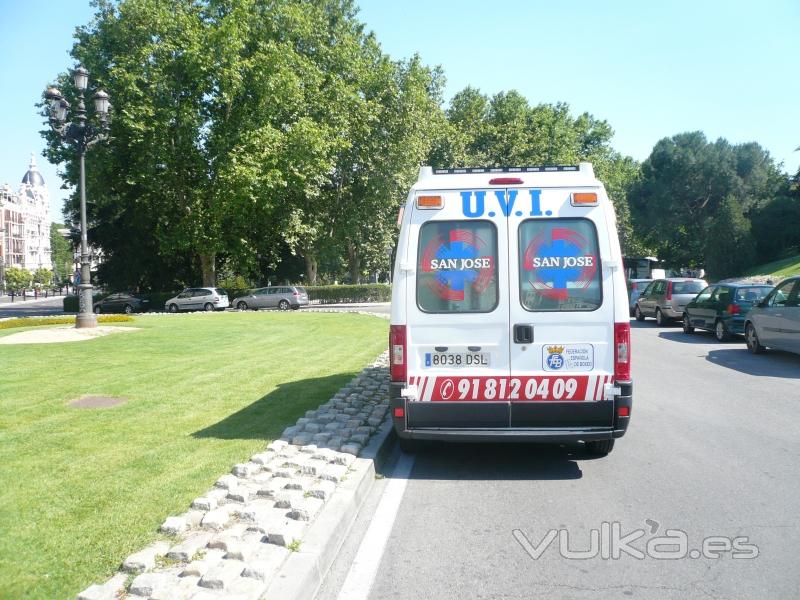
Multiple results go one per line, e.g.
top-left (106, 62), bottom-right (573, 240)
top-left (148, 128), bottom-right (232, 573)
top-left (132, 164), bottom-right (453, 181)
top-left (124, 304), bottom-right (133, 314)
top-left (168, 303), bottom-right (179, 313)
top-left (586, 439), bottom-right (615, 455)
top-left (714, 319), bottom-right (730, 342)
top-left (683, 314), bottom-right (694, 334)
top-left (237, 301), bottom-right (248, 311)
top-left (278, 299), bottom-right (290, 311)
top-left (93, 305), bottom-right (101, 314)
top-left (745, 323), bottom-right (764, 354)
top-left (203, 302), bottom-right (214, 312)
top-left (655, 308), bottom-right (666, 327)
top-left (634, 305), bottom-right (645, 321)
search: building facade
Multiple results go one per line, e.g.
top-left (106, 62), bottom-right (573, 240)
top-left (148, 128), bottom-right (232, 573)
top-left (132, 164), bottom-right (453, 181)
top-left (1, 154), bottom-right (52, 272)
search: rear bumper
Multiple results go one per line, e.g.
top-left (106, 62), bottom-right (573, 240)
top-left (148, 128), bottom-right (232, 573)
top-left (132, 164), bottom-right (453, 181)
top-left (662, 306), bottom-right (684, 318)
top-left (391, 382), bottom-right (632, 443)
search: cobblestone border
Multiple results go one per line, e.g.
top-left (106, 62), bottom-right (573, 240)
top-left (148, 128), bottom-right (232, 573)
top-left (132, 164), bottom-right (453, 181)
top-left (77, 311), bottom-right (390, 600)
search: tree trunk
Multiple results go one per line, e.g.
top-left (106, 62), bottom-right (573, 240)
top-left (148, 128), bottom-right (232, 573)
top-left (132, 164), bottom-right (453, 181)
top-left (348, 243), bottom-right (361, 284)
top-left (199, 252), bottom-right (216, 286)
top-left (304, 254), bottom-right (318, 285)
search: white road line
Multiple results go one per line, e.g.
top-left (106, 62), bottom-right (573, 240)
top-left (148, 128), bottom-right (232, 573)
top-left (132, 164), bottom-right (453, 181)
top-left (335, 451), bottom-right (416, 600)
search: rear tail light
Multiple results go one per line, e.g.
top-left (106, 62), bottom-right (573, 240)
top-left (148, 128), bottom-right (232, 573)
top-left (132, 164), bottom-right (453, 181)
top-left (614, 322), bottom-right (631, 381)
top-left (665, 282), bottom-right (673, 301)
top-left (727, 303), bottom-right (741, 315)
top-left (617, 406), bottom-right (630, 417)
top-left (394, 407), bottom-right (405, 418)
top-left (390, 325), bottom-right (407, 382)
top-left (293, 292), bottom-right (300, 296)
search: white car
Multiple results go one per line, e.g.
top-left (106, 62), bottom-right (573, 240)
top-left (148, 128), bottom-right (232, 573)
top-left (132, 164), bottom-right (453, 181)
top-left (164, 287), bottom-right (229, 312)
top-left (389, 163), bottom-right (631, 456)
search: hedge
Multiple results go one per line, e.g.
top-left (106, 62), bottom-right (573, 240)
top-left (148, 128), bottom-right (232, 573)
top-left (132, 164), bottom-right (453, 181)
top-left (306, 284), bottom-right (391, 304)
top-left (0, 315), bottom-right (133, 330)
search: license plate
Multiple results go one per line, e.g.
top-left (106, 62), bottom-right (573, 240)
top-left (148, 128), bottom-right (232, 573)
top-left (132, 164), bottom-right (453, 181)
top-left (425, 352), bottom-right (490, 368)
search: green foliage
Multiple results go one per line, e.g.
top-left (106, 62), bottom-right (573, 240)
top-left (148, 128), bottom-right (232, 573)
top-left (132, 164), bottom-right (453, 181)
top-left (307, 284), bottom-right (391, 304)
top-left (50, 223), bottom-right (74, 283)
top-left (3, 267), bottom-right (31, 293)
top-left (0, 315), bottom-right (133, 330)
top-left (629, 132), bottom-right (785, 269)
top-left (432, 88), bottom-right (642, 249)
top-left (705, 196), bottom-right (756, 279)
top-left (750, 194), bottom-right (800, 264)
top-left (48, 0), bottom-right (444, 290)
top-left (32, 268), bottom-right (53, 288)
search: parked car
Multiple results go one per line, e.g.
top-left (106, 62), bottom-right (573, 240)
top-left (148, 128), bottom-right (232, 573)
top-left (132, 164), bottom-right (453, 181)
top-left (231, 286), bottom-right (309, 311)
top-left (744, 276), bottom-right (800, 355)
top-left (627, 279), bottom-right (653, 316)
top-left (164, 287), bottom-right (229, 312)
top-left (683, 282), bottom-right (774, 341)
top-left (634, 278), bottom-right (707, 326)
top-left (93, 292), bottom-right (151, 314)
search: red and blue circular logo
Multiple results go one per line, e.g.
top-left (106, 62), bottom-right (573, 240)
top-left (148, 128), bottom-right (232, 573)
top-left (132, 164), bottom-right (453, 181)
top-left (522, 227), bottom-right (597, 300)
top-left (421, 229), bottom-right (494, 301)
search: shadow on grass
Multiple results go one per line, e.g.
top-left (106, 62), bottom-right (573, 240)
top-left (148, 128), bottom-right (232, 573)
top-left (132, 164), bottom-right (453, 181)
top-left (192, 373), bottom-right (356, 440)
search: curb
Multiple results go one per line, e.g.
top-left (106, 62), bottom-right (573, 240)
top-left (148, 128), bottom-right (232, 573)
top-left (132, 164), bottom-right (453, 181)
top-left (264, 421), bottom-right (395, 600)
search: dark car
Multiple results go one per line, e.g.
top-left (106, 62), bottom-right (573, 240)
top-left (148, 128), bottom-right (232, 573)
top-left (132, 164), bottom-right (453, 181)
top-left (683, 283), bottom-right (773, 341)
top-left (93, 292), bottom-right (151, 314)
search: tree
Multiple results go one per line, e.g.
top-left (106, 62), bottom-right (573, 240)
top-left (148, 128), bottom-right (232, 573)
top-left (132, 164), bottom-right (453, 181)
top-left (47, 0), bottom-right (382, 289)
top-left (32, 268), bottom-right (53, 288)
top-left (431, 88), bottom-right (641, 248)
top-left (4, 268), bottom-right (31, 294)
top-left (50, 223), bottom-right (74, 284)
top-left (705, 196), bottom-right (756, 279)
top-left (629, 132), bottom-right (783, 269)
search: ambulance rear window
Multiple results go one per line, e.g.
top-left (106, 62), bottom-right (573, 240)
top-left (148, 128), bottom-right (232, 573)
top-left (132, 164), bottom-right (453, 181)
top-left (417, 220), bottom-right (498, 313)
top-left (518, 218), bottom-right (602, 311)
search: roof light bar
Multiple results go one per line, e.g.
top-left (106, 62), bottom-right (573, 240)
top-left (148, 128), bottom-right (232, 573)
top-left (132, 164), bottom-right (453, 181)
top-left (433, 165), bottom-right (579, 175)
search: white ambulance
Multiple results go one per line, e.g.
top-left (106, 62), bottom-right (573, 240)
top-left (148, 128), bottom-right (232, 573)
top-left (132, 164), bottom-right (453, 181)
top-left (389, 163), bottom-right (632, 455)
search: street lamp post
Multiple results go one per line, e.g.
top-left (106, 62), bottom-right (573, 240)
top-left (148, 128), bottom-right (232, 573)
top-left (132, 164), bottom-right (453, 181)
top-left (45, 66), bottom-right (110, 328)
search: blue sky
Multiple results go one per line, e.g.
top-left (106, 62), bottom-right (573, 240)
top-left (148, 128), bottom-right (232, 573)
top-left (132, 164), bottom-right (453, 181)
top-left (1, 0), bottom-right (798, 222)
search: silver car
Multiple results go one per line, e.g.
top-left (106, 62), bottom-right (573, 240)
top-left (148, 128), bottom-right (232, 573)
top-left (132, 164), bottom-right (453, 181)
top-left (744, 276), bottom-right (800, 355)
top-left (232, 286), bottom-right (309, 311)
top-left (165, 287), bottom-right (229, 312)
top-left (634, 278), bottom-right (707, 326)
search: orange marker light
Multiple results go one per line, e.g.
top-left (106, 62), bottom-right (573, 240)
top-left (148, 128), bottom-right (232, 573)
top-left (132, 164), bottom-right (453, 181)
top-left (416, 195), bottom-right (443, 209)
top-left (571, 192), bottom-right (598, 206)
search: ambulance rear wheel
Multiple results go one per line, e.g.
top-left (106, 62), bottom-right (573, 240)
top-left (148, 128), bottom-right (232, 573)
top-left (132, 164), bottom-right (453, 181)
top-left (586, 439), bottom-right (615, 455)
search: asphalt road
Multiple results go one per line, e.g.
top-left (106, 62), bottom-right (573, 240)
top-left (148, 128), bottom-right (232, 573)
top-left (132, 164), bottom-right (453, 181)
top-left (0, 296), bottom-right (67, 318)
top-left (318, 319), bottom-right (800, 600)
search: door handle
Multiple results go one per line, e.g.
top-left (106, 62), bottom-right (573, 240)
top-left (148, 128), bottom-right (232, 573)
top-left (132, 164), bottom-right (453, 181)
top-left (513, 324), bottom-right (534, 344)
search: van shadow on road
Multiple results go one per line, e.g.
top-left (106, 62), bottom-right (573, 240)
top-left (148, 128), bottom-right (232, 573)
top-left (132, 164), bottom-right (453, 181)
top-left (706, 348), bottom-right (800, 379)
top-left (658, 330), bottom-right (719, 345)
top-left (394, 442), bottom-right (589, 482)
top-left (192, 373), bottom-right (356, 441)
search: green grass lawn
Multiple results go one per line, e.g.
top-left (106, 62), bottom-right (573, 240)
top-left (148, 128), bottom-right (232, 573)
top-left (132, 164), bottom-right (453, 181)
top-left (744, 253), bottom-right (800, 278)
top-left (0, 312), bottom-right (387, 599)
